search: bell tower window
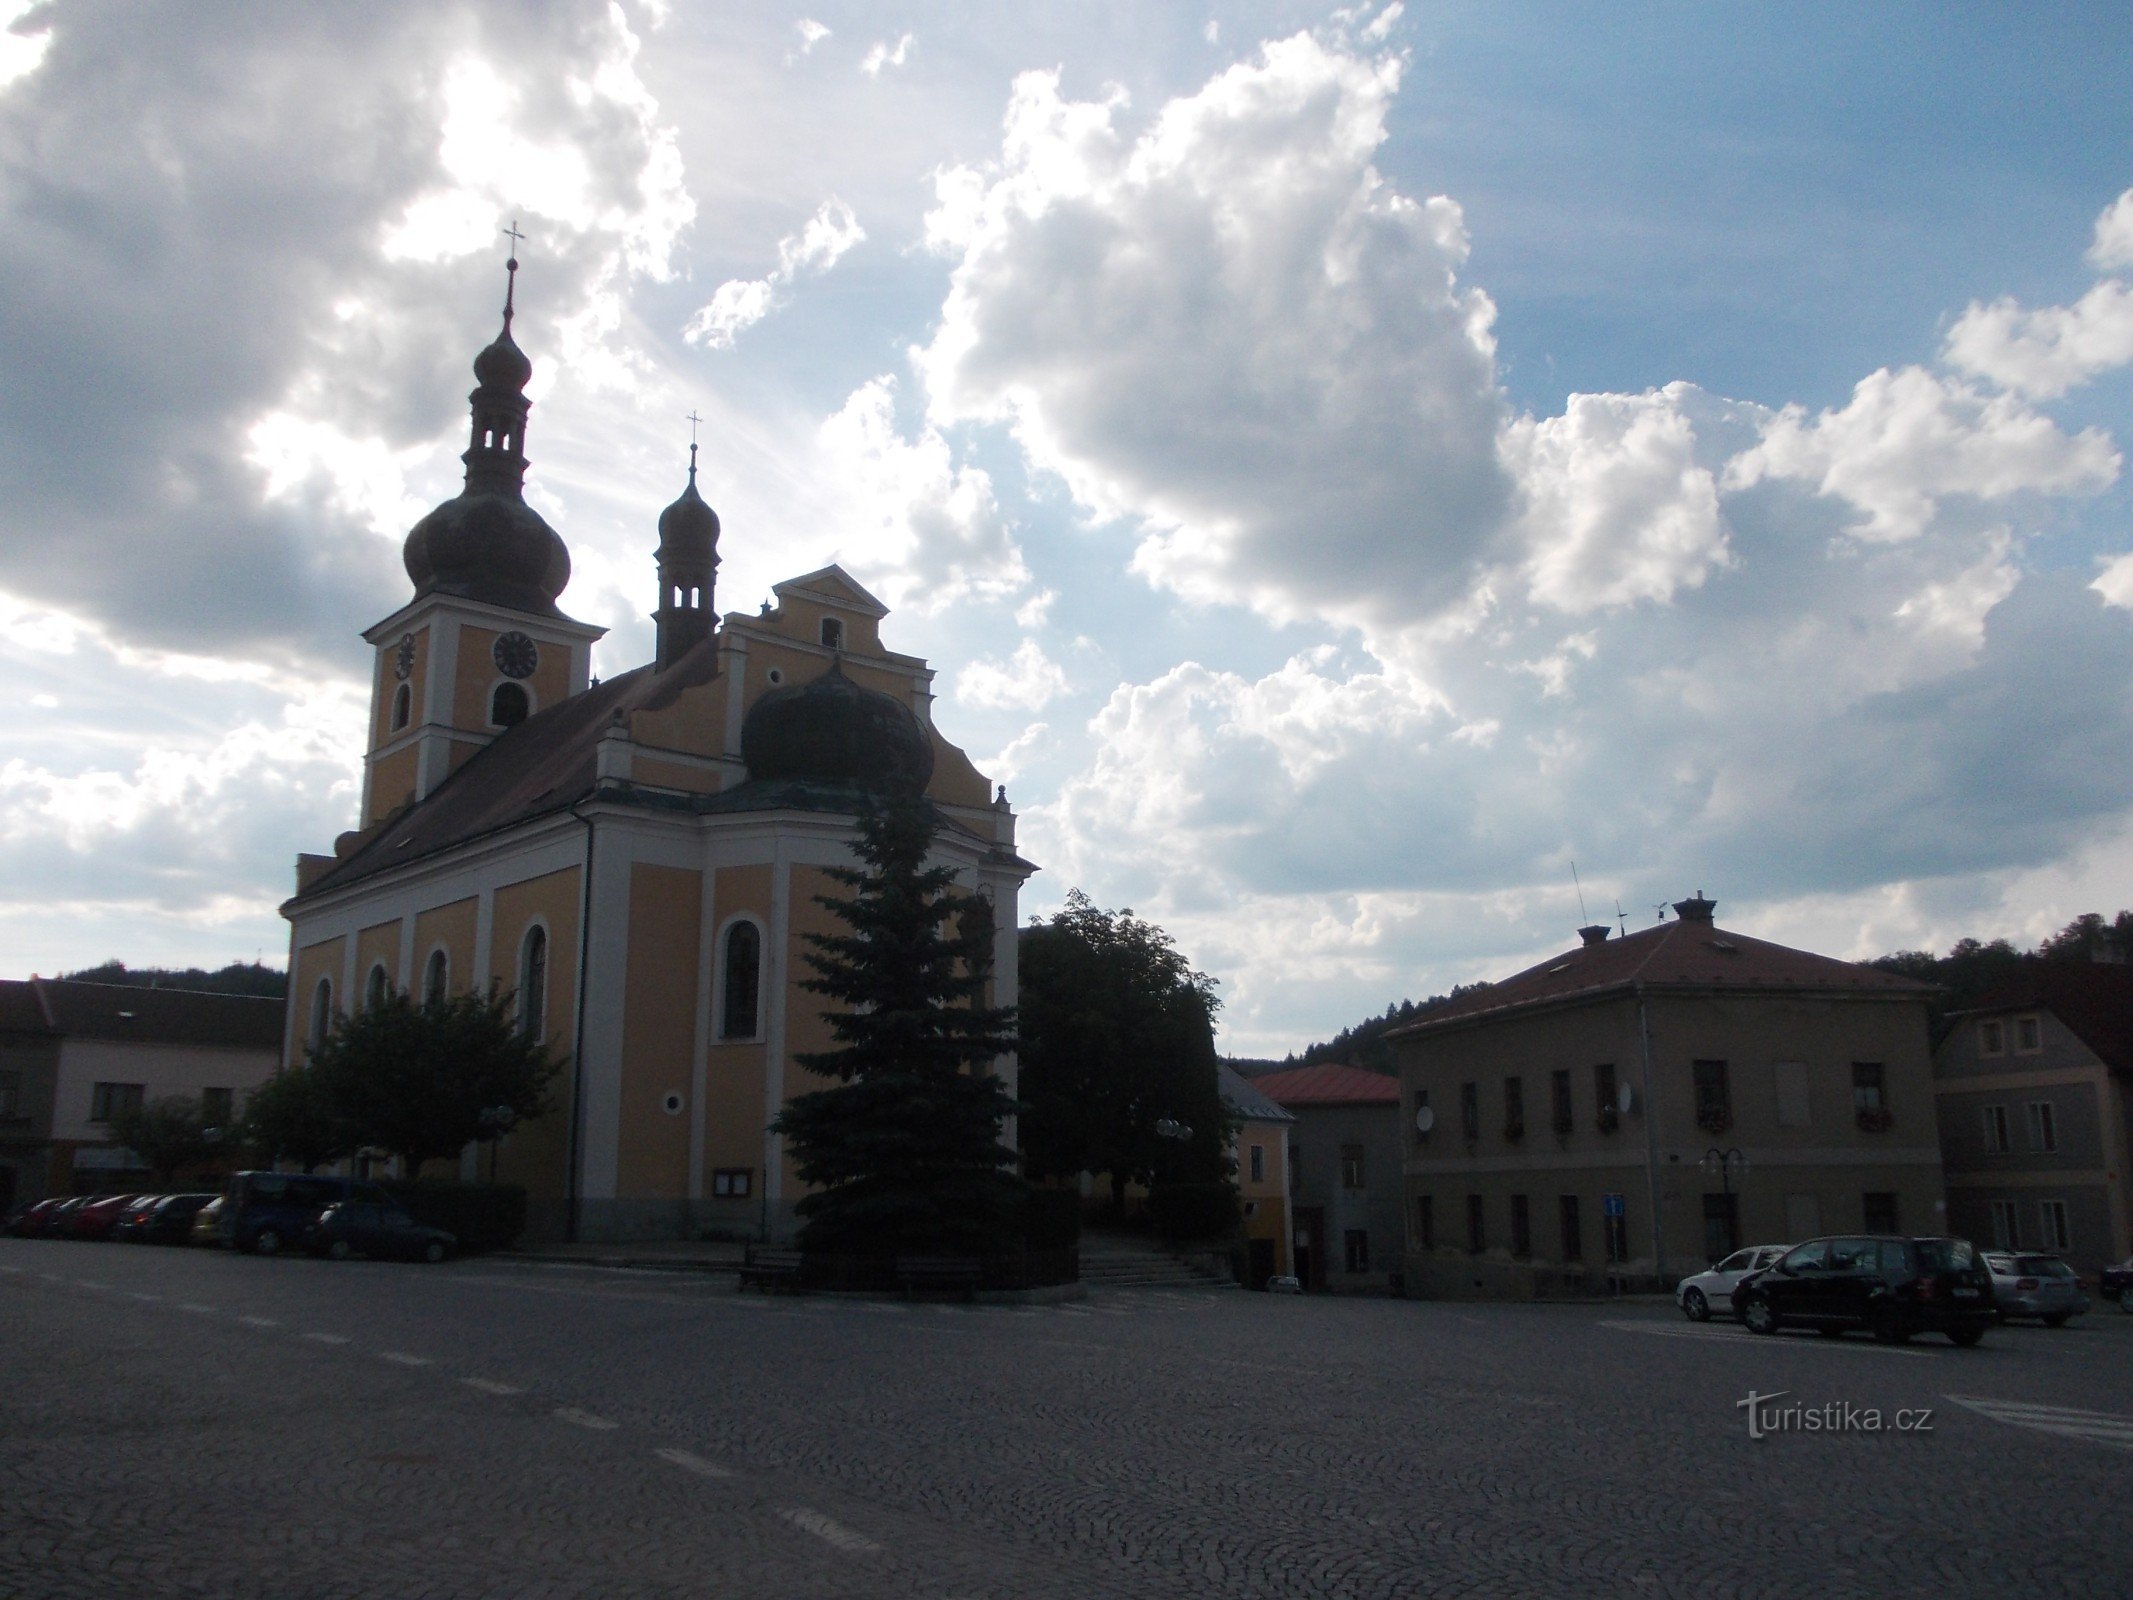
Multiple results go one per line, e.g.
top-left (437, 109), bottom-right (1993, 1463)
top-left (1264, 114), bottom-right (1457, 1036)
top-left (820, 617), bottom-right (844, 650)
top-left (391, 683), bottom-right (412, 732)
top-left (490, 682), bottom-right (529, 728)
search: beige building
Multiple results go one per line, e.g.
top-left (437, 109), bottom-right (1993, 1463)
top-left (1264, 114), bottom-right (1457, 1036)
top-left (1933, 963), bottom-right (2133, 1275)
top-left (0, 979), bottom-right (282, 1208)
top-left (1389, 894), bottom-right (1942, 1297)
top-left (1220, 1064), bottom-right (1295, 1285)
top-left (281, 266), bottom-right (1033, 1243)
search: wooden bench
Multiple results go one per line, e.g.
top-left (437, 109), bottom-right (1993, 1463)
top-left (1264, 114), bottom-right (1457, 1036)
top-left (737, 1247), bottom-right (805, 1293)
top-left (895, 1254), bottom-right (981, 1300)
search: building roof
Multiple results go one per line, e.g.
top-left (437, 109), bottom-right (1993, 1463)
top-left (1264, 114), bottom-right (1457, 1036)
top-left (1956, 962), bottom-right (2133, 1074)
top-left (0, 979), bottom-right (55, 1036)
top-left (26, 980), bottom-right (282, 1051)
top-left (1253, 1062), bottom-right (1402, 1108)
top-left (1391, 899), bottom-right (1932, 1038)
top-left (1218, 1062), bottom-right (1296, 1124)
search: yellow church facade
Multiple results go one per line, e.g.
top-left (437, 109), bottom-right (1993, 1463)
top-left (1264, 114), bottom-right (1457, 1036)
top-left (281, 266), bottom-right (1033, 1243)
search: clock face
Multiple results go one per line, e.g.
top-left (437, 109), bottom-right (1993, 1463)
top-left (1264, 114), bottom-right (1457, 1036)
top-left (493, 631), bottom-right (539, 680)
top-left (393, 634), bottom-right (416, 680)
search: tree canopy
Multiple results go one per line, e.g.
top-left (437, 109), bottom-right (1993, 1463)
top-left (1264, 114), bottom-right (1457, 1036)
top-left (103, 1093), bottom-right (223, 1186)
top-left (293, 988), bottom-right (563, 1178)
top-left (59, 959), bottom-right (286, 998)
top-left (770, 798), bottom-right (1021, 1255)
top-left (1018, 891), bottom-right (1233, 1212)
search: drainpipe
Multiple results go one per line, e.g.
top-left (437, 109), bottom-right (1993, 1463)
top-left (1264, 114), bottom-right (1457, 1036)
top-left (1635, 984), bottom-right (1667, 1284)
top-left (566, 802), bottom-right (596, 1244)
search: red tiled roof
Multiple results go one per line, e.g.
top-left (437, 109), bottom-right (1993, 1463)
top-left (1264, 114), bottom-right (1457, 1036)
top-left (1253, 1063), bottom-right (1401, 1107)
top-left (0, 979), bottom-right (54, 1036)
top-left (30, 980), bottom-right (282, 1050)
top-left (1961, 963), bottom-right (2133, 1074)
top-left (1393, 912), bottom-right (1933, 1037)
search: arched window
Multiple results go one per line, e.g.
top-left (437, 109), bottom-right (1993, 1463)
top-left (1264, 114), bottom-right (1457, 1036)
top-left (490, 682), bottom-right (529, 728)
top-left (390, 682), bottom-right (412, 731)
top-left (819, 617), bottom-right (844, 650)
top-left (365, 963), bottom-right (390, 1009)
top-left (308, 977), bottom-right (333, 1051)
top-left (720, 921), bottom-right (761, 1039)
top-left (423, 948), bottom-right (448, 1005)
top-left (518, 926), bottom-right (548, 1042)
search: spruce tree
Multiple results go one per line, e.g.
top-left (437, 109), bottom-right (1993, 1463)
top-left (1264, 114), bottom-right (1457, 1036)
top-left (772, 796), bottom-right (1019, 1255)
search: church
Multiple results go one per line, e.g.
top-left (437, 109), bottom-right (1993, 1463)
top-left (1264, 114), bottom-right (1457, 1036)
top-left (279, 260), bottom-right (1035, 1243)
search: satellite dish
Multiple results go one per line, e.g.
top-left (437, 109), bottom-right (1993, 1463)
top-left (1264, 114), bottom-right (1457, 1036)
top-left (1617, 1082), bottom-right (1637, 1116)
top-left (1414, 1105), bottom-right (1435, 1134)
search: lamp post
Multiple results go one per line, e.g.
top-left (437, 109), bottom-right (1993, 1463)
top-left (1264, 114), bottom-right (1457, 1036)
top-left (478, 1105), bottom-right (515, 1184)
top-left (1700, 1146), bottom-right (1748, 1259)
top-left (1153, 1117), bottom-right (1193, 1214)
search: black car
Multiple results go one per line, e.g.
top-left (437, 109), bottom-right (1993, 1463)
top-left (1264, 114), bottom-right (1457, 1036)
top-left (304, 1201), bottom-right (455, 1263)
top-left (116, 1192), bottom-right (219, 1246)
top-left (1733, 1235), bottom-right (1995, 1345)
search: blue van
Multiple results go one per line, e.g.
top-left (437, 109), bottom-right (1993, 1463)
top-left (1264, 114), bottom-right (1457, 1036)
top-left (218, 1171), bottom-right (390, 1255)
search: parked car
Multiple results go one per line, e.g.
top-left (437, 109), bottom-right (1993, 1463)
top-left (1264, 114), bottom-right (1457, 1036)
top-left (216, 1171), bottom-right (392, 1255)
top-left (2100, 1256), bottom-right (2133, 1312)
top-left (64, 1193), bottom-right (146, 1241)
top-left (304, 1202), bottom-right (455, 1264)
top-left (1982, 1252), bottom-right (2091, 1326)
top-left (1264, 1274), bottom-right (1303, 1294)
top-left (5, 1197), bottom-right (71, 1237)
top-left (189, 1195), bottom-right (226, 1247)
top-left (1676, 1245), bottom-right (1788, 1321)
top-left (121, 1193), bottom-right (219, 1246)
top-left (1734, 1235), bottom-right (1995, 1345)
top-left (108, 1195), bottom-right (169, 1241)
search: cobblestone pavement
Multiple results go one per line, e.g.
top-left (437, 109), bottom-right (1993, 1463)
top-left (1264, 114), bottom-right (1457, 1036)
top-left (4, 1239), bottom-right (2130, 1599)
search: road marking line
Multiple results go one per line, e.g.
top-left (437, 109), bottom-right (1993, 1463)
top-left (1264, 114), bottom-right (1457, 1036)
top-left (302, 1332), bottom-right (351, 1345)
top-left (177, 1302), bottom-right (215, 1314)
top-left (462, 1378), bottom-right (524, 1396)
top-left (75, 1280), bottom-right (108, 1290)
top-left (1598, 1319), bottom-right (1929, 1356)
top-left (779, 1506), bottom-right (879, 1554)
top-left (239, 1316), bottom-right (280, 1329)
top-left (129, 1292), bottom-right (161, 1303)
top-left (379, 1351), bottom-right (431, 1367)
top-left (553, 1407), bottom-right (618, 1431)
top-left (1945, 1394), bottom-right (2133, 1451)
top-left (655, 1446), bottom-right (734, 1479)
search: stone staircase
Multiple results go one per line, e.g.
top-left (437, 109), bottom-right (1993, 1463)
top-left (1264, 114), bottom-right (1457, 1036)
top-left (1077, 1229), bottom-right (1236, 1290)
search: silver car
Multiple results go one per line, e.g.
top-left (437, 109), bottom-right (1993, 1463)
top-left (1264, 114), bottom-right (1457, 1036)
top-left (1676, 1245), bottom-right (1787, 1321)
top-left (1982, 1252), bottom-right (2091, 1326)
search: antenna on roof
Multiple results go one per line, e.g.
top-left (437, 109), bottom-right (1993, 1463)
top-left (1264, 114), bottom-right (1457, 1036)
top-left (1571, 862), bottom-right (1589, 924)
top-left (1652, 901), bottom-right (1670, 922)
top-left (1615, 899), bottom-right (1628, 938)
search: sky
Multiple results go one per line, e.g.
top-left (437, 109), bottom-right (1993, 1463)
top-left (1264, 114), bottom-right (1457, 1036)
top-left (3, 1), bottom-right (2131, 1055)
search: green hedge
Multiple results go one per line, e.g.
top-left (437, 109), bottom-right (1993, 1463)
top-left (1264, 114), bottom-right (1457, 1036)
top-left (379, 1181), bottom-right (527, 1253)
top-left (1148, 1180), bottom-right (1240, 1242)
top-left (1019, 1185), bottom-right (1083, 1250)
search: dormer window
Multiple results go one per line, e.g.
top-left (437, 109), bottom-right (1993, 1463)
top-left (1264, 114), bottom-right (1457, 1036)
top-left (820, 617), bottom-right (844, 650)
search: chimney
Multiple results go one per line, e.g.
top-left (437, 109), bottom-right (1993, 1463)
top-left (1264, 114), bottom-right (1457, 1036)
top-left (1672, 891), bottom-right (1717, 923)
top-left (1578, 924), bottom-right (1612, 946)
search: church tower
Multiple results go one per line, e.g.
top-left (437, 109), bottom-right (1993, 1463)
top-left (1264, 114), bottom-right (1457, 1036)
top-left (357, 252), bottom-right (605, 827)
top-left (652, 442), bottom-right (719, 669)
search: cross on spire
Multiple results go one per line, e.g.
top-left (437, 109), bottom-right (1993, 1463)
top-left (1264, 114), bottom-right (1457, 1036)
top-left (500, 218), bottom-right (526, 325)
top-left (686, 410), bottom-right (703, 481)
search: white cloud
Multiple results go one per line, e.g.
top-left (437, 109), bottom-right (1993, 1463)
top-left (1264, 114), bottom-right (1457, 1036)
top-left (860, 33), bottom-right (912, 77)
top-left (955, 638), bottom-right (1069, 711)
top-left (1, 0), bottom-right (52, 89)
top-left (2092, 551), bottom-right (2133, 611)
top-left (1723, 365), bottom-right (2118, 542)
top-left (919, 32), bottom-right (1509, 637)
top-left (816, 376), bottom-right (1027, 613)
top-left (1944, 279), bottom-right (2133, 400)
top-left (2089, 186), bottom-right (2133, 272)
top-left (792, 18), bottom-right (830, 57)
top-left (1506, 384), bottom-right (1729, 613)
top-left (683, 196), bottom-right (863, 347)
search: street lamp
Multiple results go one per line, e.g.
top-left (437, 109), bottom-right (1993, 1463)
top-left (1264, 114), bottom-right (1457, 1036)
top-left (1152, 1118), bottom-right (1193, 1206)
top-left (478, 1105), bottom-right (516, 1184)
top-left (1700, 1146), bottom-right (1748, 1259)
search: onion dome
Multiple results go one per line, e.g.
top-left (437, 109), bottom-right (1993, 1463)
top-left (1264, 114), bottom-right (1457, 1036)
top-left (740, 663), bottom-right (935, 796)
top-left (401, 253), bottom-right (572, 616)
top-left (656, 450), bottom-right (720, 565)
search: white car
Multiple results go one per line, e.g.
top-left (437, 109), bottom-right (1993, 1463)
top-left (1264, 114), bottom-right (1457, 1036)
top-left (1676, 1245), bottom-right (1788, 1321)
